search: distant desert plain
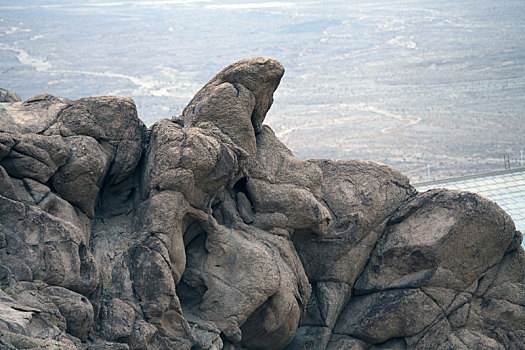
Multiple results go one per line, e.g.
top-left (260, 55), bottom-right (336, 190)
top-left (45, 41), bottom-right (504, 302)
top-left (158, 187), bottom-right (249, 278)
top-left (1, 0), bottom-right (524, 182)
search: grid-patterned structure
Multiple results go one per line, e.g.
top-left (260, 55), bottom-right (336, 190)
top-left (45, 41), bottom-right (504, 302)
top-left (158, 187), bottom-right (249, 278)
top-left (414, 167), bottom-right (525, 247)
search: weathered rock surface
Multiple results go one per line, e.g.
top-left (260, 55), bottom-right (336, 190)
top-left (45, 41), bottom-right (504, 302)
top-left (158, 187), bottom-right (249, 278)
top-left (0, 88), bottom-right (21, 103)
top-left (0, 58), bottom-right (523, 349)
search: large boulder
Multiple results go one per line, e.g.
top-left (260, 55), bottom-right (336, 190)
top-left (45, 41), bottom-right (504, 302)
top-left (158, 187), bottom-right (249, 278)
top-left (0, 92), bottom-right (147, 348)
top-left (0, 93), bottom-right (69, 134)
top-left (355, 189), bottom-right (516, 292)
top-left (50, 136), bottom-right (109, 218)
top-left (181, 57), bottom-right (284, 156)
top-left (298, 159), bottom-right (416, 286)
top-left (1, 133), bottom-right (69, 184)
top-left (0, 196), bottom-right (98, 295)
top-left (1, 58), bottom-right (524, 350)
top-left (40, 286), bottom-right (95, 341)
top-left (45, 96), bottom-right (146, 187)
top-left (287, 159), bottom-right (416, 349)
top-left (248, 127), bottom-right (330, 237)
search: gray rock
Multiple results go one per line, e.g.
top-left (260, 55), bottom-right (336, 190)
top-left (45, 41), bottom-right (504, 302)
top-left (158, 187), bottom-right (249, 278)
top-left (255, 127), bottom-right (325, 199)
top-left (37, 192), bottom-right (87, 232)
top-left (129, 320), bottom-right (158, 350)
top-left (138, 93), bottom-right (317, 349)
top-left (179, 222), bottom-right (310, 349)
top-left (183, 80), bottom-right (257, 156)
top-left (0, 293), bottom-right (75, 349)
top-left (0, 88), bottom-right (21, 103)
top-left (100, 298), bottom-right (136, 341)
top-left (284, 326), bottom-right (332, 350)
top-left (0, 93), bottom-right (70, 134)
top-left (1, 133), bottom-right (69, 183)
top-left (134, 191), bottom-right (190, 285)
top-left (0, 263), bottom-right (11, 284)
top-left (326, 334), bottom-right (367, 350)
top-left (1, 256), bottom-right (32, 281)
top-left (0, 165), bottom-right (18, 201)
top-left (248, 127), bottom-right (330, 237)
top-left (46, 96), bottom-right (146, 186)
top-left (0, 196), bottom-right (99, 295)
top-left (141, 120), bottom-right (243, 211)
top-left (478, 295), bottom-right (525, 348)
top-left (301, 282), bottom-right (351, 328)
top-left (297, 159), bottom-right (415, 285)
top-left (191, 322), bottom-right (223, 350)
top-left (0, 328), bottom-right (77, 349)
top-left (248, 178), bottom-right (330, 236)
top-left (474, 237), bottom-right (525, 297)
top-left (41, 286), bottom-right (95, 341)
top-left (182, 57), bottom-right (284, 156)
top-left (333, 289), bottom-right (442, 345)
top-left (23, 177), bottom-right (51, 203)
top-left (355, 189), bottom-right (516, 293)
top-left (0, 58), bottom-right (523, 350)
top-left (15, 289), bottom-right (68, 332)
top-left (0, 133), bottom-right (15, 161)
top-left (371, 337), bottom-right (409, 349)
top-left (236, 192), bottom-right (254, 224)
top-left (454, 329), bottom-right (504, 350)
top-left (51, 135), bottom-right (109, 218)
top-left (131, 236), bottom-right (191, 343)
top-left (289, 159), bottom-right (415, 347)
top-left (82, 338), bottom-right (131, 350)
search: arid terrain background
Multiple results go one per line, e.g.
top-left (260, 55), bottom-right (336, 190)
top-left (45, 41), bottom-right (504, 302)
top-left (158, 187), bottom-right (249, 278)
top-left (1, 0), bottom-right (524, 182)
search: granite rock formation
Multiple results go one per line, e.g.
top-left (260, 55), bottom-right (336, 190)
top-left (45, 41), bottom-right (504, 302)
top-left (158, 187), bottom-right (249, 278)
top-left (0, 57), bottom-right (523, 350)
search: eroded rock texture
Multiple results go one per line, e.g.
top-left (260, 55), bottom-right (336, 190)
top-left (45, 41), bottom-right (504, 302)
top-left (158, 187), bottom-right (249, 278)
top-left (0, 58), bottom-right (523, 349)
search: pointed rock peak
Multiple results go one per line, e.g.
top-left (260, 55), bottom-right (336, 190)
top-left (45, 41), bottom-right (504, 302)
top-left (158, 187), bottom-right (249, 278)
top-left (182, 57), bottom-right (284, 133)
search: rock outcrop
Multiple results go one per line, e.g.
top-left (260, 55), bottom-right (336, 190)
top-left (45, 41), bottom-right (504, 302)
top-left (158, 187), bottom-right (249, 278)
top-left (0, 57), bottom-right (523, 350)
